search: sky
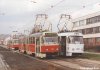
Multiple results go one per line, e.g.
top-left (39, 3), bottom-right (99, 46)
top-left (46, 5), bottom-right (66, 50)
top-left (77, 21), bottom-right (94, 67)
top-left (0, 0), bottom-right (100, 34)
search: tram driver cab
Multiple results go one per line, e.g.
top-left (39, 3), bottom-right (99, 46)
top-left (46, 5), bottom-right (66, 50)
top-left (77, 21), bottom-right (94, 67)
top-left (58, 32), bottom-right (84, 56)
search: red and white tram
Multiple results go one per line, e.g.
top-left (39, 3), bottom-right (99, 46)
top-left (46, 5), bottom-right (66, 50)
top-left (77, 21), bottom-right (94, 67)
top-left (19, 32), bottom-right (60, 58)
top-left (9, 39), bottom-right (21, 50)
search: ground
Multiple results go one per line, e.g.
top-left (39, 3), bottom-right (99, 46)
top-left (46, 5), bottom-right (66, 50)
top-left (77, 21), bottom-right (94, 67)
top-left (0, 46), bottom-right (72, 70)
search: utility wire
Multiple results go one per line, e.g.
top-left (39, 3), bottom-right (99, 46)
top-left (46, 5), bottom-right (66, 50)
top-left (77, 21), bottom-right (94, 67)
top-left (43, 0), bottom-right (66, 13)
top-left (51, 0), bottom-right (65, 8)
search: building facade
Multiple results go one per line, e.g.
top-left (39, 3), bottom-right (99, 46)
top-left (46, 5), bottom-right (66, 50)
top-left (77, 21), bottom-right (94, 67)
top-left (72, 11), bottom-right (100, 49)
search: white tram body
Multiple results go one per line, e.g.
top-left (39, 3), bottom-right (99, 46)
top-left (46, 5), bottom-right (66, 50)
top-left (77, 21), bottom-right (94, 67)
top-left (58, 32), bottom-right (84, 56)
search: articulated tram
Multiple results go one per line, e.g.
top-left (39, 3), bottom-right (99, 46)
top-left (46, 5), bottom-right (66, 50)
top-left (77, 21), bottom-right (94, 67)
top-left (58, 32), bottom-right (84, 56)
top-left (7, 31), bottom-right (84, 58)
top-left (19, 32), bottom-right (60, 58)
top-left (11, 39), bottom-right (21, 50)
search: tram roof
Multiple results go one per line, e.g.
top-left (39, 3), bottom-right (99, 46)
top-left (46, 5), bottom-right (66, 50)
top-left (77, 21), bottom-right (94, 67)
top-left (58, 32), bottom-right (83, 37)
top-left (29, 32), bottom-right (57, 37)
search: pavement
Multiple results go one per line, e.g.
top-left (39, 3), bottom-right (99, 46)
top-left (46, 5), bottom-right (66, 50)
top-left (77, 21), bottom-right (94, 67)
top-left (0, 45), bottom-right (8, 49)
top-left (0, 54), bottom-right (10, 70)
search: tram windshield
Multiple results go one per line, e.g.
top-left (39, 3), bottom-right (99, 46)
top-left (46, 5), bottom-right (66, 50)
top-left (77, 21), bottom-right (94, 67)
top-left (69, 36), bottom-right (83, 44)
top-left (43, 37), bottom-right (58, 44)
top-left (13, 40), bottom-right (19, 44)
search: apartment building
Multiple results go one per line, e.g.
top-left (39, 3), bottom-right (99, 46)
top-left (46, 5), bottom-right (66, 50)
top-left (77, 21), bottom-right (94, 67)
top-left (72, 11), bottom-right (100, 49)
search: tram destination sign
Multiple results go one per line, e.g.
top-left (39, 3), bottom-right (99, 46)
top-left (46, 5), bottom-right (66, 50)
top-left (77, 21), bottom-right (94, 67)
top-left (45, 33), bottom-right (57, 37)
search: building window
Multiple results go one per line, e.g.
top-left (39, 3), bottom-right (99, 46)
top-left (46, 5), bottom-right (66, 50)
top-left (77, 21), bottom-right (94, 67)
top-left (73, 21), bottom-right (79, 27)
top-left (79, 20), bottom-right (85, 26)
top-left (88, 38), bottom-right (94, 43)
top-left (86, 28), bottom-right (93, 34)
top-left (86, 18), bottom-right (91, 24)
top-left (98, 16), bottom-right (100, 22)
top-left (95, 37), bottom-right (100, 43)
top-left (86, 15), bottom-right (100, 24)
top-left (78, 30), bottom-right (82, 33)
top-left (82, 29), bottom-right (85, 34)
top-left (93, 27), bottom-right (100, 33)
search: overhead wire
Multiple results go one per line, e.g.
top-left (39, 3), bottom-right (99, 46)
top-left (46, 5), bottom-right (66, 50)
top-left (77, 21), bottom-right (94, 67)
top-left (43, 0), bottom-right (66, 14)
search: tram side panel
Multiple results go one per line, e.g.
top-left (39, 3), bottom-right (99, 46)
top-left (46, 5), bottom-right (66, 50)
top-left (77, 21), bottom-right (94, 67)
top-left (26, 37), bottom-right (35, 55)
top-left (41, 45), bottom-right (59, 56)
top-left (27, 44), bottom-right (35, 55)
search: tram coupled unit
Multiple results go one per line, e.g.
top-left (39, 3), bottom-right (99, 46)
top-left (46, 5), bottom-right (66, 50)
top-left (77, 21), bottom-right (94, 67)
top-left (58, 32), bottom-right (84, 56)
top-left (21, 36), bottom-right (35, 55)
top-left (20, 32), bottom-right (60, 58)
top-left (18, 36), bottom-right (27, 53)
top-left (34, 32), bottom-right (60, 58)
top-left (9, 39), bottom-right (21, 50)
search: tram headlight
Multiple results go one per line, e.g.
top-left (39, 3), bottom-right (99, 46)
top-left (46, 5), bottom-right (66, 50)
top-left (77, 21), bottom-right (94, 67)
top-left (46, 49), bottom-right (48, 51)
top-left (56, 48), bottom-right (58, 50)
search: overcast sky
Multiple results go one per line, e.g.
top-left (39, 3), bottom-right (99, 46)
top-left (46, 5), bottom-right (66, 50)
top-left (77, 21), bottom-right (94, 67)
top-left (0, 0), bottom-right (100, 34)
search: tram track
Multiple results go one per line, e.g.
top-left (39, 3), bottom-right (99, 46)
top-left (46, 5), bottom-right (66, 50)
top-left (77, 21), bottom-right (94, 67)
top-left (43, 59), bottom-right (82, 70)
top-left (53, 57), bottom-right (100, 69)
top-left (0, 46), bottom-right (67, 70)
top-left (12, 50), bottom-right (100, 70)
top-left (1, 45), bottom-right (100, 70)
top-left (16, 52), bottom-right (74, 70)
top-left (15, 51), bottom-right (86, 70)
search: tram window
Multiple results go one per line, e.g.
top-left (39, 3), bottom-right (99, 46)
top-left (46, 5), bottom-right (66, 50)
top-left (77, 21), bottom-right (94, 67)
top-left (36, 38), bottom-right (40, 45)
top-left (41, 37), bottom-right (44, 44)
top-left (28, 38), bottom-right (30, 44)
top-left (43, 37), bottom-right (58, 44)
top-left (32, 37), bottom-right (35, 43)
top-left (14, 40), bottom-right (19, 44)
top-left (29, 37), bottom-right (32, 44)
top-left (27, 38), bottom-right (29, 44)
top-left (19, 40), bottom-right (21, 44)
top-left (37, 41), bottom-right (40, 45)
top-left (69, 36), bottom-right (83, 44)
top-left (25, 39), bottom-right (27, 44)
top-left (29, 37), bottom-right (35, 44)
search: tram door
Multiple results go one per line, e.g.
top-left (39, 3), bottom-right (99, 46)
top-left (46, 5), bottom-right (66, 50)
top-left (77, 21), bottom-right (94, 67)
top-left (23, 39), bottom-right (26, 53)
top-left (35, 37), bottom-right (40, 54)
top-left (60, 36), bottom-right (66, 56)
